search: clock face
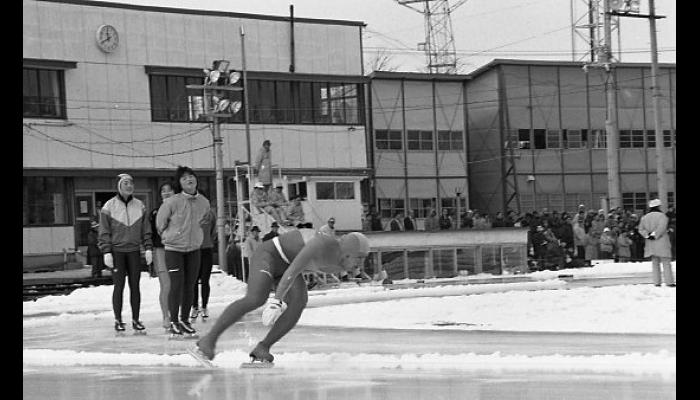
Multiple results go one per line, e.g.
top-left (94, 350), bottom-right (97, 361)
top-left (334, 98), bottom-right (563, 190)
top-left (96, 24), bottom-right (119, 53)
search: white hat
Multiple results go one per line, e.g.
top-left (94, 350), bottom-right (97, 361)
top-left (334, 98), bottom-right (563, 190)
top-left (649, 199), bottom-right (662, 208)
top-left (254, 181), bottom-right (265, 189)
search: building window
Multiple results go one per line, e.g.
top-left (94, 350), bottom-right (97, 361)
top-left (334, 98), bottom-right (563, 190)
top-left (23, 177), bottom-right (71, 226)
top-left (437, 130), bottom-right (463, 151)
top-left (591, 129), bottom-right (607, 148)
top-left (620, 130), bottom-right (644, 148)
top-left (518, 129), bottom-right (531, 149)
top-left (546, 130), bottom-right (560, 149)
top-left (564, 129), bottom-right (583, 149)
top-left (379, 198), bottom-right (404, 219)
top-left (407, 130), bottom-right (433, 150)
top-left (649, 192), bottom-right (675, 209)
top-left (409, 198), bottom-right (435, 218)
top-left (533, 129), bottom-right (546, 149)
top-left (287, 182), bottom-right (307, 200)
top-left (622, 192), bottom-right (648, 212)
top-left (316, 182), bottom-right (354, 200)
top-left (376, 129), bottom-right (402, 150)
top-left (148, 72), bottom-right (363, 125)
top-left (663, 130), bottom-right (673, 147)
top-left (440, 197), bottom-right (466, 217)
top-left (23, 68), bottom-right (66, 119)
top-left (646, 130), bottom-right (656, 148)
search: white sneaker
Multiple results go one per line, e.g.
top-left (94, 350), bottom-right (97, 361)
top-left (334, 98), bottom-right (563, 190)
top-left (190, 307), bottom-right (199, 320)
top-left (201, 308), bottom-right (209, 318)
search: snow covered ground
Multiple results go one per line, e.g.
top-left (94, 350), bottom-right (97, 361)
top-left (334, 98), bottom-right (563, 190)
top-left (23, 261), bottom-right (676, 376)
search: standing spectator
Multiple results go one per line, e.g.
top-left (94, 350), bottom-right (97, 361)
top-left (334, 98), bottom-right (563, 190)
top-left (439, 209), bottom-right (453, 230)
top-left (543, 228), bottom-right (564, 270)
top-left (424, 209), bottom-right (439, 231)
top-left (492, 211), bottom-right (508, 228)
top-left (192, 206), bottom-right (217, 321)
top-left (150, 181), bottom-right (175, 330)
top-left (473, 212), bottom-right (488, 229)
top-left (666, 206), bottom-right (676, 261)
top-left (254, 140), bottom-right (272, 192)
top-left (369, 205), bottom-right (384, 232)
top-left (262, 221), bottom-right (280, 242)
top-left (531, 225), bottom-right (548, 267)
top-left (226, 232), bottom-right (243, 280)
top-left (403, 210), bottom-right (416, 231)
top-left (599, 227), bottom-right (616, 259)
top-left (638, 199), bottom-right (675, 287)
top-left (99, 173), bottom-right (153, 334)
top-left (251, 182), bottom-right (284, 225)
top-left (390, 212), bottom-right (403, 231)
top-left (287, 197), bottom-right (305, 227)
top-left (616, 229), bottom-right (633, 262)
top-left (87, 218), bottom-right (103, 278)
top-left (242, 226), bottom-right (262, 282)
top-left (461, 210), bottom-right (474, 228)
top-left (319, 217), bottom-right (337, 237)
top-left (584, 228), bottom-right (599, 264)
top-left (572, 216), bottom-right (587, 260)
top-left (268, 184), bottom-right (290, 225)
top-left (628, 224), bottom-right (645, 261)
top-left (156, 166), bottom-right (210, 337)
top-left (555, 215), bottom-right (574, 253)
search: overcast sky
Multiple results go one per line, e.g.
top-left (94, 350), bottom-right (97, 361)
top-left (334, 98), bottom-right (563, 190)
top-left (99, 0), bottom-right (676, 74)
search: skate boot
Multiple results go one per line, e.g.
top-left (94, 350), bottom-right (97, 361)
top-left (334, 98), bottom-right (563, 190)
top-left (200, 308), bottom-right (209, 320)
top-left (114, 320), bottom-right (126, 336)
top-left (187, 340), bottom-right (215, 368)
top-left (190, 307), bottom-right (200, 321)
top-left (132, 320), bottom-right (147, 335)
top-left (167, 322), bottom-right (184, 340)
top-left (179, 321), bottom-right (199, 339)
top-left (249, 342), bottom-right (274, 363)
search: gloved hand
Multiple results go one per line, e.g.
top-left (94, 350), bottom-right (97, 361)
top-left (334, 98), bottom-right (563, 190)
top-left (648, 232), bottom-right (656, 240)
top-left (145, 249), bottom-right (153, 265)
top-left (261, 297), bottom-right (287, 326)
top-left (104, 253), bottom-right (114, 270)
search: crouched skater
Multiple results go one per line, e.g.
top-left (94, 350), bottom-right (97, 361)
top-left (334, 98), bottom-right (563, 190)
top-left (192, 228), bottom-right (370, 365)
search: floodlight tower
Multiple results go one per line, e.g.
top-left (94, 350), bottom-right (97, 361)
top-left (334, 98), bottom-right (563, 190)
top-left (396, 0), bottom-right (469, 74)
top-left (570, 0), bottom-right (622, 63)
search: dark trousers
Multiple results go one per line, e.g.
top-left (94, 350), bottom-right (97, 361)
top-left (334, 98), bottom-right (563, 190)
top-left (111, 251), bottom-right (142, 322)
top-left (194, 248), bottom-right (213, 309)
top-left (166, 250), bottom-right (201, 323)
top-left (90, 255), bottom-right (104, 277)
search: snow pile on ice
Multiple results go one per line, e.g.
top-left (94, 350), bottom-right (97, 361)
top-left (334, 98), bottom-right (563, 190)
top-left (22, 348), bottom-right (675, 375)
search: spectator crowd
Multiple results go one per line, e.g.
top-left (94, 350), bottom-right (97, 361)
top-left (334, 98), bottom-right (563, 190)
top-left (360, 204), bottom-right (677, 271)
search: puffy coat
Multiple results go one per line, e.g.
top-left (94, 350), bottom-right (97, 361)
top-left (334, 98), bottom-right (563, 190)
top-left (637, 210), bottom-right (672, 258)
top-left (98, 195), bottom-right (152, 254)
top-left (156, 192), bottom-right (210, 253)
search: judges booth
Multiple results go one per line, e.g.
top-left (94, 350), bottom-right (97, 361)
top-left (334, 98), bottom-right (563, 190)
top-left (362, 228), bottom-right (529, 280)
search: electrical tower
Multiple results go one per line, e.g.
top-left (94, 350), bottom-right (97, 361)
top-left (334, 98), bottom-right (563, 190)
top-left (396, 0), bottom-right (468, 74)
top-left (570, 0), bottom-right (622, 64)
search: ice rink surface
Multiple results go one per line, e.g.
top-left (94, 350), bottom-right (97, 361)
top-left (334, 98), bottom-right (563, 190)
top-left (23, 266), bottom-right (676, 399)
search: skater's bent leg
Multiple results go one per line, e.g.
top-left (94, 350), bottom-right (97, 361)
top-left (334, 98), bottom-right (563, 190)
top-left (111, 252), bottom-right (128, 321)
top-left (259, 275), bottom-right (308, 349)
top-left (125, 251), bottom-right (142, 321)
top-left (198, 267), bottom-right (273, 356)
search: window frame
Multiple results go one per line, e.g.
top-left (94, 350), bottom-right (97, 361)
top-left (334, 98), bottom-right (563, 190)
top-left (23, 67), bottom-right (67, 119)
top-left (316, 181), bottom-right (355, 200)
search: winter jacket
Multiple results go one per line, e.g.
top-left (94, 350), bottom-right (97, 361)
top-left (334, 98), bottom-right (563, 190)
top-left (390, 218), bottom-right (403, 231)
top-left (638, 210), bottom-right (672, 258)
top-left (599, 232), bottom-right (616, 253)
top-left (616, 234), bottom-right (632, 258)
top-left (98, 195), bottom-right (152, 254)
top-left (573, 223), bottom-right (587, 247)
top-left (156, 192), bottom-right (211, 253)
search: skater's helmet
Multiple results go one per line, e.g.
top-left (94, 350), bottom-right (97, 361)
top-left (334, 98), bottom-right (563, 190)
top-left (339, 232), bottom-right (370, 258)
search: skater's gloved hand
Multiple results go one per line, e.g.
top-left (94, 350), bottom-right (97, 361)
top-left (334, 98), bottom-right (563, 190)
top-left (104, 253), bottom-right (114, 269)
top-left (648, 232), bottom-right (656, 240)
top-left (145, 249), bottom-right (153, 265)
top-left (261, 298), bottom-right (287, 326)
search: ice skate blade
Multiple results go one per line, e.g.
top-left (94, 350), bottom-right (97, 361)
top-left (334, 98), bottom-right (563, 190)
top-left (240, 361), bottom-right (274, 369)
top-left (183, 333), bottom-right (199, 340)
top-left (168, 334), bottom-right (184, 340)
top-left (187, 347), bottom-right (216, 369)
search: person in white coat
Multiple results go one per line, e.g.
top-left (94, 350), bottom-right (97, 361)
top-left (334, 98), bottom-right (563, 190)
top-left (637, 199), bottom-right (675, 287)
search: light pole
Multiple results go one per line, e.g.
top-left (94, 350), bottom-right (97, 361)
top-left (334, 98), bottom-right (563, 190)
top-left (187, 61), bottom-right (243, 274)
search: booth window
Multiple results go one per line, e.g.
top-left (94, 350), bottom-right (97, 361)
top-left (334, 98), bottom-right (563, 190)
top-left (23, 177), bottom-right (71, 226)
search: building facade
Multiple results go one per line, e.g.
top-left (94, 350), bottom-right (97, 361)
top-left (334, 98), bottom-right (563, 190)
top-left (23, 0), bottom-right (369, 268)
top-left (465, 59), bottom-right (676, 215)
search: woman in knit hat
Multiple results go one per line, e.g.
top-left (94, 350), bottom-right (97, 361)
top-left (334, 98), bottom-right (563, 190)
top-left (98, 173), bottom-right (153, 334)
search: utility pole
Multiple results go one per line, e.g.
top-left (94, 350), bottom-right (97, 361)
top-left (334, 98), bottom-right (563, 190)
top-left (608, 0), bottom-right (668, 210)
top-left (603, 0), bottom-right (621, 210)
top-left (187, 61), bottom-right (244, 275)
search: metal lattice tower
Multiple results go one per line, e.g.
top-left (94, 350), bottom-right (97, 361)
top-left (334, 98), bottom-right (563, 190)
top-left (397, 0), bottom-right (468, 74)
top-left (571, 0), bottom-right (622, 65)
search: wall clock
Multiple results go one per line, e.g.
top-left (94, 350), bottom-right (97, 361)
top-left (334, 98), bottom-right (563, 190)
top-left (96, 24), bottom-right (119, 53)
